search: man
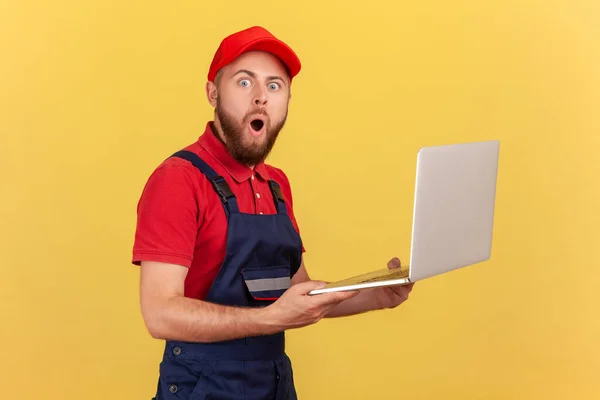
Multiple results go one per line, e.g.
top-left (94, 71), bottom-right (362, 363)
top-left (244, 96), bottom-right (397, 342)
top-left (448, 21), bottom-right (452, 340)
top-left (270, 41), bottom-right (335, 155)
top-left (132, 26), bottom-right (414, 399)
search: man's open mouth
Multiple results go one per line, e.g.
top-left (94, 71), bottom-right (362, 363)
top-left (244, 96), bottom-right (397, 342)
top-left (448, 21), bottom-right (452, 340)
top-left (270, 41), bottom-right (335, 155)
top-left (250, 119), bottom-right (264, 132)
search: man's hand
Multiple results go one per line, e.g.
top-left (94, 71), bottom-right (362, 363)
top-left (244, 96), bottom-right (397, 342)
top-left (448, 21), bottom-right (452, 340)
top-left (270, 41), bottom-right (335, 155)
top-left (318, 257), bottom-right (415, 318)
top-left (261, 281), bottom-right (359, 331)
top-left (371, 257), bottom-right (414, 309)
top-left (139, 261), bottom-right (358, 342)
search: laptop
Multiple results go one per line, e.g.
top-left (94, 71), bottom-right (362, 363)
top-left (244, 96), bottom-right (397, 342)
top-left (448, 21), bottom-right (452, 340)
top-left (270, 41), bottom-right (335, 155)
top-left (309, 140), bottom-right (500, 295)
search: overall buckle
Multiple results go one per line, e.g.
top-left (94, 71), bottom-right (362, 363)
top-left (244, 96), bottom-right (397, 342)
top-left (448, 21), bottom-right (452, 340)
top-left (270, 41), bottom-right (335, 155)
top-left (268, 181), bottom-right (285, 204)
top-left (210, 176), bottom-right (235, 203)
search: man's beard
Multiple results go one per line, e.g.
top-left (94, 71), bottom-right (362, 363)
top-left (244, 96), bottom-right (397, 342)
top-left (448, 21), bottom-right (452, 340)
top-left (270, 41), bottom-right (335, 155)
top-left (216, 99), bottom-right (287, 166)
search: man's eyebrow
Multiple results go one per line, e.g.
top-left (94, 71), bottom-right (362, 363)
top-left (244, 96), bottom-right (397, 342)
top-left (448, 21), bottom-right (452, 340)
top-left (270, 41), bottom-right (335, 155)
top-left (231, 69), bottom-right (287, 85)
top-left (232, 69), bottom-right (256, 78)
top-left (267, 75), bottom-right (286, 83)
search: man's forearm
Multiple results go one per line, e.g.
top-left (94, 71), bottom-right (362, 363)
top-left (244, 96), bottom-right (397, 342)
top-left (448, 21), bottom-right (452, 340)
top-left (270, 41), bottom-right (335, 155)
top-left (146, 296), bottom-right (280, 342)
top-left (324, 288), bottom-right (382, 318)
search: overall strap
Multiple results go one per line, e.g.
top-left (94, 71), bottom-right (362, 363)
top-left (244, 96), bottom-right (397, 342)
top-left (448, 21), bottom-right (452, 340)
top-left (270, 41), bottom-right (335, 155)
top-left (268, 180), bottom-right (287, 214)
top-left (170, 150), bottom-right (240, 217)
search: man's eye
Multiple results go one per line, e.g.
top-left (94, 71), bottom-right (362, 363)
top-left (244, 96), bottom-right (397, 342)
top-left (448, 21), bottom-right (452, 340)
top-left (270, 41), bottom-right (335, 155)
top-left (268, 82), bottom-right (280, 90)
top-left (239, 79), bottom-right (251, 87)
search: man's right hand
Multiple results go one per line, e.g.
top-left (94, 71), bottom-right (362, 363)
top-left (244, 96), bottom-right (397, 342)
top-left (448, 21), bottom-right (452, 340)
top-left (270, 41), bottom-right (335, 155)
top-left (261, 281), bottom-right (359, 331)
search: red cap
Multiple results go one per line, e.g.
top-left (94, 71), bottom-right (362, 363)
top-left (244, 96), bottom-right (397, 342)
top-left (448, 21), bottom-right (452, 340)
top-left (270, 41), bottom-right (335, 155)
top-left (207, 26), bottom-right (301, 83)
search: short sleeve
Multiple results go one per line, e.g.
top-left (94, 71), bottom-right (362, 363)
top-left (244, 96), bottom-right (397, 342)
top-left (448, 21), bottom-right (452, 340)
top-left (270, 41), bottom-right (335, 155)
top-left (132, 163), bottom-right (199, 267)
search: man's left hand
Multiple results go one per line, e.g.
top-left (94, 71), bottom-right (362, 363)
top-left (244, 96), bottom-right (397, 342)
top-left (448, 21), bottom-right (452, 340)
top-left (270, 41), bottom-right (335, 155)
top-left (371, 257), bottom-right (414, 309)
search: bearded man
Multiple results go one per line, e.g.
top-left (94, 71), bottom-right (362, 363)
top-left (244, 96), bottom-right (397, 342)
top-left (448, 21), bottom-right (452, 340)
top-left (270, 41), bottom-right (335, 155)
top-left (132, 26), bottom-right (414, 400)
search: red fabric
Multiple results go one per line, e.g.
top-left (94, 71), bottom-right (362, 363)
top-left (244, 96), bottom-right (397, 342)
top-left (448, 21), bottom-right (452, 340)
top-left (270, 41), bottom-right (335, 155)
top-left (207, 26), bottom-right (301, 82)
top-left (132, 122), bottom-right (305, 300)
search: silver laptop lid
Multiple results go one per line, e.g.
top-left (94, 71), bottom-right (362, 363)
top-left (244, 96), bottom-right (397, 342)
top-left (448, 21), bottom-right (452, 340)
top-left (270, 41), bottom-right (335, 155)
top-left (409, 140), bottom-right (499, 281)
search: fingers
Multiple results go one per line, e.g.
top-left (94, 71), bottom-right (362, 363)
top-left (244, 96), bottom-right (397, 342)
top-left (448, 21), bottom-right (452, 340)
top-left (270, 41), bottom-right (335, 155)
top-left (289, 281), bottom-right (358, 305)
top-left (331, 290), bottom-right (360, 302)
top-left (312, 289), bottom-right (359, 305)
top-left (389, 283), bottom-right (414, 299)
top-left (387, 257), bottom-right (401, 269)
top-left (291, 280), bottom-right (327, 295)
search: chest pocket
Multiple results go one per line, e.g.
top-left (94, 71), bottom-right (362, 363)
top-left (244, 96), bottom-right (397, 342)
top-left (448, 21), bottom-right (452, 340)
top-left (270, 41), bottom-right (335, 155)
top-left (241, 264), bottom-right (291, 302)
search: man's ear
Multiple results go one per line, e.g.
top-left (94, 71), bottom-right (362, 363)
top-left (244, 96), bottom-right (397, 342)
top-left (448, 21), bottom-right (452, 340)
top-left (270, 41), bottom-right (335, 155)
top-left (206, 81), bottom-right (218, 108)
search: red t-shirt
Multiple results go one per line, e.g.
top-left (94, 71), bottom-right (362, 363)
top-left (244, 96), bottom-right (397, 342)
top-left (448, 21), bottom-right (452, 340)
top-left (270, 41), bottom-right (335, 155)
top-left (132, 122), bottom-right (305, 300)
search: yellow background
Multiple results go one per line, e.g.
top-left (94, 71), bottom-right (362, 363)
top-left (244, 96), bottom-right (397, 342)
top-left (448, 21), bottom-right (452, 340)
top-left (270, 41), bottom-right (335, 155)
top-left (1, 0), bottom-right (599, 398)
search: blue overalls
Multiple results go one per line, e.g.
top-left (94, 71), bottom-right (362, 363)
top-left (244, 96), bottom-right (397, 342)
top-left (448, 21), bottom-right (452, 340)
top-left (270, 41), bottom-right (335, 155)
top-left (152, 150), bottom-right (303, 400)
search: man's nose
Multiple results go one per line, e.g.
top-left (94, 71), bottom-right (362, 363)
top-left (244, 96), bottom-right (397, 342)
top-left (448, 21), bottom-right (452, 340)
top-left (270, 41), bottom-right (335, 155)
top-left (253, 87), bottom-right (268, 106)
